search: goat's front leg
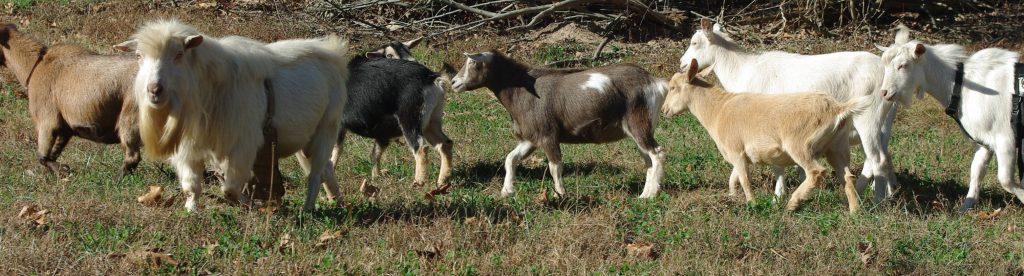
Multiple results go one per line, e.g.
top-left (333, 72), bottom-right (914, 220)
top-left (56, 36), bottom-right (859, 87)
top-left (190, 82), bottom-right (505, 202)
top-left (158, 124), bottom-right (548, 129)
top-left (727, 169), bottom-right (739, 196)
top-left (732, 162), bottom-right (755, 202)
top-left (541, 143), bottom-right (565, 196)
top-left (961, 146), bottom-right (992, 212)
top-left (35, 126), bottom-right (62, 175)
top-left (173, 155), bottom-right (206, 212)
top-left (502, 141), bottom-right (535, 197)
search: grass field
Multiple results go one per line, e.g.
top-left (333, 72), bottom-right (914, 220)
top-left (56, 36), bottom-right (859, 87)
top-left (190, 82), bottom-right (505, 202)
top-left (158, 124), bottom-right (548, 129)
top-left (2, 1), bottom-right (1024, 274)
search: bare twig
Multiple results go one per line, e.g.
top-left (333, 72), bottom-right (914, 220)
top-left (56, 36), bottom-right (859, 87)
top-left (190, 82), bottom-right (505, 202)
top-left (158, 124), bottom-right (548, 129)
top-left (436, 0), bottom-right (499, 17)
top-left (592, 36), bottom-right (611, 59)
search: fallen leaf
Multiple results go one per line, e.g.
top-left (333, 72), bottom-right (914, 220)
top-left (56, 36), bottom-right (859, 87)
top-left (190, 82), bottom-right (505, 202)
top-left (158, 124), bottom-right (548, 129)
top-left (535, 189), bottom-right (549, 204)
top-left (316, 229), bottom-right (345, 248)
top-left (205, 242), bottom-right (219, 256)
top-left (137, 186), bottom-right (164, 206)
top-left (278, 233), bottom-right (293, 253)
top-left (626, 242), bottom-right (656, 259)
top-left (463, 216), bottom-right (486, 227)
top-left (360, 179), bottom-right (379, 198)
top-left (978, 208), bottom-right (1004, 220)
top-left (523, 156), bottom-right (545, 167)
top-left (930, 200), bottom-right (944, 210)
top-left (414, 244), bottom-right (442, 261)
top-left (18, 204), bottom-right (49, 226)
top-left (127, 248), bottom-right (178, 268)
top-left (424, 183), bottom-right (452, 201)
top-left (857, 242), bottom-right (874, 265)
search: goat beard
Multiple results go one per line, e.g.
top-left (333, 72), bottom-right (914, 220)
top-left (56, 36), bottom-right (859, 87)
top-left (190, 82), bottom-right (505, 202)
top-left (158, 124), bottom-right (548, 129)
top-left (139, 102), bottom-right (184, 160)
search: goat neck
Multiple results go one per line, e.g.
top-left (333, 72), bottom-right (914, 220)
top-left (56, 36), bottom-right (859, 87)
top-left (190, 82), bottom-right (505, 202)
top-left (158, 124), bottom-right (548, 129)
top-left (686, 79), bottom-right (734, 127)
top-left (2, 29), bottom-right (47, 88)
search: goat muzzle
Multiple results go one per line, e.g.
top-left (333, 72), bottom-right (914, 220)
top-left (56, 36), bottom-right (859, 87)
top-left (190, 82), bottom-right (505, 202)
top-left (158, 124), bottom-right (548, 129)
top-left (147, 83), bottom-right (164, 103)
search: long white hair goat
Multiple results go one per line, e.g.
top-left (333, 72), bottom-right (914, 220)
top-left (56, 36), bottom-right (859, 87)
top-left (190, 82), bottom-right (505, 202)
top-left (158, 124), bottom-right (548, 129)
top-left (115, 20), bottom-right (349, 211)
top-left (877, 25), bottom-right (1024, 211)
top-left (679, 19), bottom-right (897, 202)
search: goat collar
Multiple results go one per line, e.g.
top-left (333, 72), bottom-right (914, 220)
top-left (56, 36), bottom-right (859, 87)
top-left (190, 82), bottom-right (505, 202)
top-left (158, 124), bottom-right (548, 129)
top-left (23, 46), bottom-right (47, 88)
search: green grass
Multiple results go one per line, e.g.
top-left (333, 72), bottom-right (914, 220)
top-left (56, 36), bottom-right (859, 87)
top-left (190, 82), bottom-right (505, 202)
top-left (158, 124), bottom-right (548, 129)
top-left (2, 1), bottom-right (1024, 274)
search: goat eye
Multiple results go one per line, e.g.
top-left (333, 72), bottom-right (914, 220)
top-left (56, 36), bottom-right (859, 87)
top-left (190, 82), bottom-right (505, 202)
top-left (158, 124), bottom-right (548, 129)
top-left (386, 53), bottom-right (394, 58)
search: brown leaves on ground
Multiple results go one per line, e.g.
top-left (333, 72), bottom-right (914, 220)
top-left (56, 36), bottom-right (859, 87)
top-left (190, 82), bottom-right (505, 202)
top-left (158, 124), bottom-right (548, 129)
top-left (316, 229), bottom-right (346, 248)
top-left (18, 204), bottom-right (49, 228)
top-left (535, 189), bottom-right (549, 204)
top-left (977, 208), bottom-right (1005, 220)
top-left (137, 186), bottom-right (163, 206)
top-left (414, 243), bottom-right (443, 261)
top-left (858, 242), bottom-right (875, 266)
top-left (424, 183), bottom-right (452, 201)
top-left (109, 248), bottom-right (179, 268)
top-left (277, 233), bottom-right (293, 253)
top-left (360, 179), bottom-right (379, 198)
top-left (625, 242), bottom-right (657, 260)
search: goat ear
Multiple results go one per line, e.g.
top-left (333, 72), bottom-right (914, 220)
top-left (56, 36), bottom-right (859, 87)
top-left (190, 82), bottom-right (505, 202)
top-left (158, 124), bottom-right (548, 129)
top-left (700, 18), bottom-right (712, 32)
top-left (113, 39), bottom-right (137, 52)
top-left (686, 59), bottom-right (699, 82)
top-left (184, 35), bottom-right (203, 50)
top-left (403, 37), bottom-right (423, 49)
top-left (0, 25), bottom-right (12, 48)
top-left (365, 51), bottom-right (385, 59)
top-left (914, 43), bottom-right (926, 57)
top-left (465, 52), bottom-right (491, 62)
top-left (894, 23), bottom-right (911, 45)
top-left (874, 43), bottom-right (889, 52)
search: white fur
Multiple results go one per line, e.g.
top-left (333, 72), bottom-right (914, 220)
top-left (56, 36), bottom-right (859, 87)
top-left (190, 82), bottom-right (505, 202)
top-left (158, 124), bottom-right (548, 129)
top-left (580, 73), bottom-right (611, 93)
top-left (879, 29), bottom-right (1024, 211)
top-left (125, 20), bottom-right (349, 212)
top-left (678, 22), bottom-right (897, 202)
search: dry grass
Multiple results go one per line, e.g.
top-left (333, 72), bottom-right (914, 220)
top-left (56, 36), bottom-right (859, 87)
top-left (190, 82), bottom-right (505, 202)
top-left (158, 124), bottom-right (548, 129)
top-left (2, 1), bottom-right (1024, 274)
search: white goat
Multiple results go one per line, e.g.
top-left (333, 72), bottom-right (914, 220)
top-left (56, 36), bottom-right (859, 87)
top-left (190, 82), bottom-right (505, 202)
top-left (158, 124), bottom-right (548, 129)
top-left (678, 19), bottom-right (897, 202)
top-left (664, 59), bottom-right (868, 212)
top-left (877, 25), bottom-right (1024, 211)
top-left (115, 20), bottom-right (349, 212)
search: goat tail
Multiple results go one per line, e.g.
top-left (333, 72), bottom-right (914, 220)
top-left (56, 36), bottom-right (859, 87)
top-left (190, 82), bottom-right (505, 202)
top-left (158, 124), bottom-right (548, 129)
top-left (834, 95), bottom-right (874, 128)
top-left (321, 34), bottom-right (351, 70)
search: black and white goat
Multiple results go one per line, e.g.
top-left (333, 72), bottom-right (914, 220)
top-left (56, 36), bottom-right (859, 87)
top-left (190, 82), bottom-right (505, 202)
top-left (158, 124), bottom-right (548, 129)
top-left (451, 51), bottom-right (667, 198)
top-left (336, 47), bottom-right (453, 187)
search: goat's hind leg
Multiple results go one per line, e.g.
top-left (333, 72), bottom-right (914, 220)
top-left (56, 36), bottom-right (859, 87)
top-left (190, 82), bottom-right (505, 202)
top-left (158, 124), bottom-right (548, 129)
top-left (395, 113), bottom-right (427, 186)
top-left (994, 143), bottom-right (1024, 207)
top-left (540, 143), bottom-right (566, 196)
top-left (424, 121), bottom-right (454, 187)
top-left (624, 114), bottom-right (665, 199)
top-left (785, 149), bottom-right (825, 212)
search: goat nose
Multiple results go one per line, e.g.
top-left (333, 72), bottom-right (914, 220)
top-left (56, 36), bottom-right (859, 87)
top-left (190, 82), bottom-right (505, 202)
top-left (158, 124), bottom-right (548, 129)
top-left (147, 83), bottom-right (163, 97)
top-left (880, 89), bottom-right (889, 98)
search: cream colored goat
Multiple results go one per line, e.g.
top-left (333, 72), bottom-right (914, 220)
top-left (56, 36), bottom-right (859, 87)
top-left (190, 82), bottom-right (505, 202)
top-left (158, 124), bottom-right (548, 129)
top-left (663, 60), bottom-right (869, 213)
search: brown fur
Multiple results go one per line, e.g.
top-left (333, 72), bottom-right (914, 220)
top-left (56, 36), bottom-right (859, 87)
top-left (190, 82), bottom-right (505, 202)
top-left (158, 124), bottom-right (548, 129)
top-left (663, 62), bottom-right (869, 213)
top-left (0, 24), bottom-right (141, 181)
top-left (456, 51), bottom-right (666, 197)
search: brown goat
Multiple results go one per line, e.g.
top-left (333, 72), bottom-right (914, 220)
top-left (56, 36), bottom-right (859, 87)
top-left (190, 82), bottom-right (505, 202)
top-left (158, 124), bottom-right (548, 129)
top-left (451, 51), bottom-right (667, 198)
top-left (662, 59), bottom-right (869, 213)
top-left (0, 24), bottom-right (141, 181)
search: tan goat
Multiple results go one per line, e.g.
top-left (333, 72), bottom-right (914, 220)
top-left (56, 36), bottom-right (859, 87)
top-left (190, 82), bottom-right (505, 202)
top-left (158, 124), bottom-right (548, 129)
top-left (0, 23), bottom-right (141, 181)
top-left (663, 59), bottom-right (869, 213)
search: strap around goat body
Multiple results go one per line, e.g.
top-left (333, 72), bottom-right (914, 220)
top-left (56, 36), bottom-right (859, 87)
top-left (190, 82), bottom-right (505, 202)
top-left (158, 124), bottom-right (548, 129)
top-left (944, 62), bottom-right (982, 144)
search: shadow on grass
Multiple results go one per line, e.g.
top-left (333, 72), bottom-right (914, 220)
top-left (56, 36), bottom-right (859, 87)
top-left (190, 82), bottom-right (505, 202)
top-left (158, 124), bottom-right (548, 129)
top-left (293, 193), bottom-right (602, 227)
top-left (891, 171), bottom-right (1018, 215)
top-left (453, 160), bottom-right (625, 189)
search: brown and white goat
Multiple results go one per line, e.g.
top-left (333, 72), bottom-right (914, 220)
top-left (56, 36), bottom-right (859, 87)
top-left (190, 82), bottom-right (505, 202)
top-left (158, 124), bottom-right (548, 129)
top-left (0, 24), bottom-right (141, 181)
top-left (451, 51), bottom-right (667, 198)
top-left (663, 60), bottom-right (869, 213)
